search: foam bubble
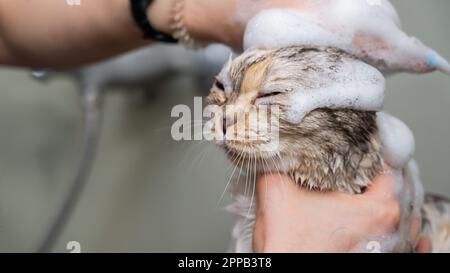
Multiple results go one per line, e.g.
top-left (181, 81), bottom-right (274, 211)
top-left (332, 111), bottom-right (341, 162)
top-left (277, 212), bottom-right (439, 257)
top-left (377, 112), bottom-right (416, 169)
top-left (244, 1), bottom-right (449, 74)
top-left (284, 56), bottom-right (385, 124)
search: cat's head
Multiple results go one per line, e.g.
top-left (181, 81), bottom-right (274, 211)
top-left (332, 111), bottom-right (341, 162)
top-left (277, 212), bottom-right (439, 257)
top-left (206, 46), bottom-right (384, 167)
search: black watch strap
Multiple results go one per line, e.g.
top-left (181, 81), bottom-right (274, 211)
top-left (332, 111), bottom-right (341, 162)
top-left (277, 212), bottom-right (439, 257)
top-left (130, 0), bottom-right (178, 43)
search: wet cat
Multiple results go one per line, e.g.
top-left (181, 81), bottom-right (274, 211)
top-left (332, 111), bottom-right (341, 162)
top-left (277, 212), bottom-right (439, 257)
top-left (206, 46), bottom-right (450, 253)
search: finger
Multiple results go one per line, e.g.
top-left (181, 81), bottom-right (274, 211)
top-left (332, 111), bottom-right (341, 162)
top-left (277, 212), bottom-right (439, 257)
top-left (409, 216), bottom-right (422, 244)
top-left (359, 171), bottom-right (403, 234)
top-left (363, 172), bottom-right (398, 201)
top-left (415, 237), bottom-right (432, 253)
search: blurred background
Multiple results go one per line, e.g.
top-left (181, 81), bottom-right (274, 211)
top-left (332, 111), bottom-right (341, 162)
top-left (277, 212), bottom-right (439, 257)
top-left (0, 0), bottom-right (449, 252)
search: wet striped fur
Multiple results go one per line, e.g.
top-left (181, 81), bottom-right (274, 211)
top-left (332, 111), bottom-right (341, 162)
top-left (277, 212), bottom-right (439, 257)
top-left (209, 46), bottom-right (450, 252)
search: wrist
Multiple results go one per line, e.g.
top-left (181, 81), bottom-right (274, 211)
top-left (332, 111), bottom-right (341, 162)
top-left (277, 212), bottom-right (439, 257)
top-left (146, 0), bottom-right (176, 36)
top-left (149, 0), bottom-right (242, 49)
top-left (183, 0), bottom-right (242, 47)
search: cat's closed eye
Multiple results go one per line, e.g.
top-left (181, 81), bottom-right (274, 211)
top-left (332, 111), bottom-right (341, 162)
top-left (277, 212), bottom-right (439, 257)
top-left (257, 91), bottom-right (283, 99)
top-left (214, 79), bottom-right (225, 91)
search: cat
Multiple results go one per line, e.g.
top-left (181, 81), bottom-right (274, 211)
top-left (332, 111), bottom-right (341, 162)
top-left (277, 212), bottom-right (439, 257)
top-left (206, 46), bottom-right (450, 253)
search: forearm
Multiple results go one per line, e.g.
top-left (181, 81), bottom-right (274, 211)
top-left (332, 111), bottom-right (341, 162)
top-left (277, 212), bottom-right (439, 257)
top-left (0, 0), bottom-right (241, 68)
top-left (0, 0), bottom-right (151, 68)
top-left (147, 0), bottom-right (243, 49)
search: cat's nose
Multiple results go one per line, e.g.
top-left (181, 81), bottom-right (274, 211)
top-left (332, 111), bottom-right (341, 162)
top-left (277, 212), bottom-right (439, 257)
top-left (222, 116), bottom-right (235, 135)
top-left (222, 118), bottom-right (227, 135)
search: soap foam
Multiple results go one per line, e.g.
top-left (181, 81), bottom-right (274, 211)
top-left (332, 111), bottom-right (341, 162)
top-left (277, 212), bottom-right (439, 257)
top-left (244, 1), bottom-right (449, 74)
top-left (376, 112), bottom-right (415, 169)
top-left (283, 55), bottom-right (385, 124)
top-left (376, 117), bottom-right (422, 252)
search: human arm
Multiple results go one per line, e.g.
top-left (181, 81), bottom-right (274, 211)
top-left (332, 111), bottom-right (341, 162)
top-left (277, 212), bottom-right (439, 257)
top-left (253, 173), bottom-right (426, 253)
top-left (0, 0), bottom-right (311, 68)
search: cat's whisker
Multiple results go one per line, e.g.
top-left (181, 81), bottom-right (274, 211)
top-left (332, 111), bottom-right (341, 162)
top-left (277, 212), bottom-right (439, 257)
top-left (244, 150), bottom-right (251, 198)
top-left (177, 142), bottom-right (201, 169)
top-left (186, 144), bottom-right (211, 173)
top-left (260, 156), bottom-right (271, 210)
top-left (151, 125), bottom-right (173, 132)
top-left (179, 121), bottom-right (209, 135)
top-left (246, 153), bottom-right (257, 220)
top-left (248, 151), bottom-right (256, 198)
top-left (179, 120), bottom-right (205, 127)
top-left (196, 142), bottom-right (213, 168)
top-left (274, 152), bottom-right (286, 181)
top-left (153, 117), bottom-right (207, 133)
top-left (182, 124), bottom-right (206, 130)
top-left (268, 154), bottom-right (282, 176)
top-left (217, 149), bottom-right (245, 208)
top-left (266, 152), bottom-right (292, 197)
top-left (235, 147), bottom-right (247, 187)
top-left (223, 149), bottom-right (241, 183)
top-left (235, 150), bottom-right (246, 191)
top-left (178, 139), bottom-right (211, 171)
top-left (228, 149), bottom-right (239, 164)
top-left (223, 149), bottom-right (238, 172)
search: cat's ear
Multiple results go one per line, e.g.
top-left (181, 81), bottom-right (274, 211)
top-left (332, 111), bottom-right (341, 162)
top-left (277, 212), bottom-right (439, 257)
top-left (222, 54), bottom-right (233, 73)
top-left (217, 53), bottom-right (232, 74)
top-left (216, 54), bottom-right (234, 92)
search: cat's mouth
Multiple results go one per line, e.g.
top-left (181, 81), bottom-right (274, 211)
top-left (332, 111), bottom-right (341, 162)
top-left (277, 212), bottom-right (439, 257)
top-left (223, 140), bottom-right (280, 159)
top-left (223, 143), bottom-right (285, 174)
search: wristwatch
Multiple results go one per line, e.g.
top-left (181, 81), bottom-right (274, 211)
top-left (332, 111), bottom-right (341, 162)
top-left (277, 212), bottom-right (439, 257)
top-left (130, 0), bottom-right (178, 43)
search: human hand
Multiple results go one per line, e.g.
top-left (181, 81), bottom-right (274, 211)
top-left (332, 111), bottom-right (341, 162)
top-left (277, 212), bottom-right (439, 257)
top-left (181, 0), bottom-right (448, 74)
top-left (179, 0), bottom-right (309, 50)
top-left (252, 172), bottom-right (427, 253)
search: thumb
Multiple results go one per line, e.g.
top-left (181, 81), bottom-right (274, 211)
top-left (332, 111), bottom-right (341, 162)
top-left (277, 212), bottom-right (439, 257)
top-left (363, 169), bottom-right (398, 202)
